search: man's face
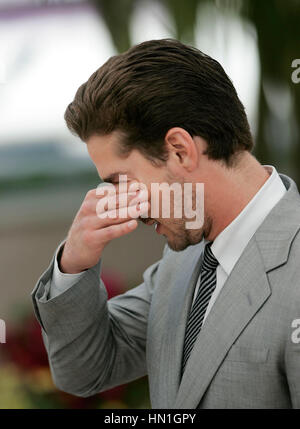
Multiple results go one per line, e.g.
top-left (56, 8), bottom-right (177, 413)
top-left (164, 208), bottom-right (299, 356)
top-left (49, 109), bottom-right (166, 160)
top-left (86, 132), bottom-right (208, 251)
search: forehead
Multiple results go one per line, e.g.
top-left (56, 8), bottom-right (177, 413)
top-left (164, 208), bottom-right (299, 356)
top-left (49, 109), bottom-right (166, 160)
top-left (86, 132), bottom-right (121, 162)
top-left (86, 132), bottom-right (144, 182)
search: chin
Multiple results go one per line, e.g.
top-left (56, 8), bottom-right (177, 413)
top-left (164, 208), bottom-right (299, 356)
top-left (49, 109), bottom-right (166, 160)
top-left (166, 237), bottom-right (190, 252)
top-left (166, 227), bottom-right (205, 252)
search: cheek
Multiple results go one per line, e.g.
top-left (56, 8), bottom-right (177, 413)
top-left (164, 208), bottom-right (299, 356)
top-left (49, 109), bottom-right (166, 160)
top-left (148, 188), bottom-right (166, 219)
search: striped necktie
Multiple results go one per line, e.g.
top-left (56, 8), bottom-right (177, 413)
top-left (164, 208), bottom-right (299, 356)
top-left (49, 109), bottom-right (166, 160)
top-left (181, 242), bottom-right (219, 375)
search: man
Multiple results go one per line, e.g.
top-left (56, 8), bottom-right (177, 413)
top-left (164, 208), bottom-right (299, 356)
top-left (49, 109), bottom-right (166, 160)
top-left (32, 38), bottom-right (300, 408)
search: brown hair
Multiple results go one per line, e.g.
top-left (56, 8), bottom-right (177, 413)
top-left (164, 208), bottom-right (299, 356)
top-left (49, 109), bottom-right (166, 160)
top-left (64, 38), bottom-right (253, 166)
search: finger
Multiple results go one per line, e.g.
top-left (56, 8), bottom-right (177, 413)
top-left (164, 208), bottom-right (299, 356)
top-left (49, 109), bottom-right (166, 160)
top-left (96, 201), bottom-right (150, 223)
top-left (93, 218), bottom-right (138, 245)
top-left (95, 189), bottom-right (149, 214)
top-left (95, 180), bottom-right (144, 198)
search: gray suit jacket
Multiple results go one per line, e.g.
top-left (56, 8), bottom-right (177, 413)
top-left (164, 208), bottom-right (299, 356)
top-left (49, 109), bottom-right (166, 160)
top-left (32, 173), bottom-right (300, 408)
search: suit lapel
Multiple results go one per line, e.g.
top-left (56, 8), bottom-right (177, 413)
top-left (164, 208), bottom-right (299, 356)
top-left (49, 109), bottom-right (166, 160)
top-left (163, 240), bottom-right (205, 408)
top-left (173, 237), bottom-right (271, 408)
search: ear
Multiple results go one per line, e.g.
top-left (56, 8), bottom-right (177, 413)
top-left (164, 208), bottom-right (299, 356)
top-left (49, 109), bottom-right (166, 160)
top-left (165, 127), bottom-right (198, 172)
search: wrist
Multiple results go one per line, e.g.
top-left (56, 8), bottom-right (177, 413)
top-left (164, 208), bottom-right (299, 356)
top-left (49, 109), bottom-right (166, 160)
top-left (58, 245), bottom-right (86, 274)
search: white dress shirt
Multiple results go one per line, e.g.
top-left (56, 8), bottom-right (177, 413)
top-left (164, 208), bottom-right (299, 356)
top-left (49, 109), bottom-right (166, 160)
top-left (192, 164), bottom-right (287, 325)
top-left (50, 165), bottom-right (287, 305)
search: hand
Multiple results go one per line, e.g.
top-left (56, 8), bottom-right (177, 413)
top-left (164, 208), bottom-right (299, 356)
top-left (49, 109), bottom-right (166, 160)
top-left (59, 183), bottom-right (149, 273)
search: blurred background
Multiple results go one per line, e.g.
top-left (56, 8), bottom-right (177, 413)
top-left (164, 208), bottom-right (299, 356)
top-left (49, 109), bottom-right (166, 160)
top-left (0, 0), bottom-right (299, 409)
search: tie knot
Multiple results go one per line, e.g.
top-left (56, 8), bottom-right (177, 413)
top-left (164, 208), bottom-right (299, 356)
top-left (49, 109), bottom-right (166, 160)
top-left (202, 242), bottom-right (218, 271)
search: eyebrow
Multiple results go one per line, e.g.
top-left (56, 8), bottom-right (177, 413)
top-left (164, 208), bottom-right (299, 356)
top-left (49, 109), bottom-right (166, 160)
top-left (102, 172), bottom-right (129, 184)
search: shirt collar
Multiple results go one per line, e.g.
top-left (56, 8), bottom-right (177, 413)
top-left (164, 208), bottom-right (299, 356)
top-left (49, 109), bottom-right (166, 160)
top-left (210, 165), bottom-right (287, 276)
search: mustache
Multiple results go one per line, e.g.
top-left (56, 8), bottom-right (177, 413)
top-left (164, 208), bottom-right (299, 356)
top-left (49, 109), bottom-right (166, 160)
top-left (139, 217), bottom-right (156, 225)
top-left (139, 217), bottom-right (151, 223)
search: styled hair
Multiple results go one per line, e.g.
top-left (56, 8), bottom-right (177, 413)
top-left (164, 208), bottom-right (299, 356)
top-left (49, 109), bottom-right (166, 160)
top-left (64, 38), bottom-right (253, 166)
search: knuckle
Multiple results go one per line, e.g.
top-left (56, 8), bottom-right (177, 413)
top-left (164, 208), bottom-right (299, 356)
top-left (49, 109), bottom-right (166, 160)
top-left (121, 221), bottom-right (129, 231)
top-left (104, 228), bottom-right (113, 241)
top-left (81, 200), bottom-right (92, 215)
top-left (80, 216), bottom-right (91, 230)
top-left (86, 189), bottom-right (96, 199)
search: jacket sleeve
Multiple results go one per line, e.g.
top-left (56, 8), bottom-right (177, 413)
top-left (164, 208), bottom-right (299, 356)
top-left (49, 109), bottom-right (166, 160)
top-left (31, 241), bottom-right (169, 397)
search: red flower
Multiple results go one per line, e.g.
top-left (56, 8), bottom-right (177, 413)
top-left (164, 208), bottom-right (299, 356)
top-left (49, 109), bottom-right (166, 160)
top-left (4, 316), bottom-right (48, 370)
top-left (101, 268), bottom-right (127, 299)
